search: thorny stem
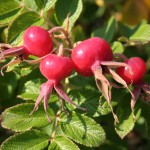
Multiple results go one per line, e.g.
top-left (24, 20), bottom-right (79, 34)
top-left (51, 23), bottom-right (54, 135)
top-left (48, 27), bottom-right (73, 48)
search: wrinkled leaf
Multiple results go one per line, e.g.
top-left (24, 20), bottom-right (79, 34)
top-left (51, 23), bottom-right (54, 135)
top-left (18, 79), bottom-right (44, 101)
top-left (1, 103), bottom-right (54, 131)
top-left (1, 130), bottom-right (49, 150)
top-left (55, 0), bottom-right (83, 31)
top-left (60, 112), bottom-right (106, 147)
top-left (18, 79), bottom-right (58, 102)
top-left (49, 135), bottom-right (79, 150)
top-left (7, 11), bottom-right (44, 44)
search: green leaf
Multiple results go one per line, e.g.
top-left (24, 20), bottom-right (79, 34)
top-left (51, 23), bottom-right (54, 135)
top-left (18, 79), bottom-right (44, 101)
top-left (7, 11), bottom-right (44, 44)
top-left (129, 24), bottom-right (150, 44)
top-left (55, 0), bottom-right (83, 31)
top-left (141, 102), bottom-right (150, 139)
top-left (0, 72), bottom-right (18, 100)
top-left (115, 95), bottom-right (141, 139)
top-left (44, 0), bottom-right (57, 12)
top-left (92, 16), bottom-right (116, 42)
top-left (18, 79), bottom-right (58, 102)
top-left (48, 135), bottom-right (79, 150)
top-left (1, 103), bottom-right (54, 131)
top-left (1, 130), bottom-right (49, 150)
top-left (34, 0), bottom-right (46, 10)
top-left (0, 0), bottom-right (23, 26)
top-left (68, 88), bottom-right (124, 117)
top-left (60, 112), bottom-right (106, 147)
top-left (23, 0), bottom-right (39, 12)
top-left (34, 0), bottom-right (57, 11)
top-left (111, 41), bottom-right (124, 53)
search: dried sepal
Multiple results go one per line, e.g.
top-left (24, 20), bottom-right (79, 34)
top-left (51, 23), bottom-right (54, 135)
top-left (131, 86), bottom-right (141, 119)
top-left (1, 58), bottom-right (21, 76)
top-left (54, 83), bottom-right (86, 111)
top-left (0, 43), bottom-right (12, 51)
top-left (30, 81), bottom-right (53, 123)
top-left (0, 46), bottom-right (25, 60)
top-left (95, 78), bottom-right (119, 123)
top-left (94, 67), bottom-right (119, 123)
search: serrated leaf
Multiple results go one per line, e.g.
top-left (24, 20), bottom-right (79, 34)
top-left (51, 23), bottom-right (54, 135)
top-left (60, 112), bottom-right (106, 147)
top-left (68, 88), bottom-right (124, 117)
top-left (111, 41), bottom-right (124, 53)
top-left (92, 16), bottom-right (116, 42)
top-left (23, 0), bottom-right (39, 12)
top-left (44, 0), bottom-right (57, 11)
top-left (48, 135), bottom-right (79, 150)
top-left (0, 0), bottom-right (23, 26)
top-left (115, 95), bottom-right (141, 139)
top-left (1, 130), bottom-right (49, 150)
top-left (1, 103), bottom-right (54, 131)
top-left (7, 11), bottom-right (44, 44)
top-left (129, 24), bottom-right (150, 44)
top-left (18, 79), bottom-right (58, 102)
top-left (18, 79), bottom-right (44, 101)
top-left (55, 0), bottom-right (83, 31)
top-left (34, 0), bottom-right (46, 10)
top-left (34, 0), bottom-right (57, 11)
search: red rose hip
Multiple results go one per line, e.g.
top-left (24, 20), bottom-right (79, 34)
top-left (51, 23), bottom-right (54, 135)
top-left (40, 54), bottom-right (73, 84)
top-left (23, 26), bottom-right (53, 57)
top-left (116, 57), bottom-right (146, 84)
top-left (71, 37), bottom-right (113, 76)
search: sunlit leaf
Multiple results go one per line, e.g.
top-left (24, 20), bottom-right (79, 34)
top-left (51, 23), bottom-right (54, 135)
top-left (1, 130), bottom-right (49, 150)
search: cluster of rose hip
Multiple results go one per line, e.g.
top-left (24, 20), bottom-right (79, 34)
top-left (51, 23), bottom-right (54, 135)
top-left (0, 26), bottom-right (149, 123)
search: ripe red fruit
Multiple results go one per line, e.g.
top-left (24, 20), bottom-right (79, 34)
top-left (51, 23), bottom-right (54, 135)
top-left (71, 37), bottom-right (113, 76)
top-left (116, 57), bottom-right (146, 84)
top-left (23, 26), bottom-right (53, 57)
top-left (40, 54), bottom-right (73, 84)
top-left (31, 54), bottom-right (84, 122)
top-left (0, 26), bottom-right (53, 75)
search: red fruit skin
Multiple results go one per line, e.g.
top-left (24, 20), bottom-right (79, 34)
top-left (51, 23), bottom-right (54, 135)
top-left (40, 54), bottom-right (73, 84)
top-left (23, 26), bottom-right (53, 57)
top-left (116, 57), bottom-right (146, 84)
top-left (71, 37), bottom-right (113, 76)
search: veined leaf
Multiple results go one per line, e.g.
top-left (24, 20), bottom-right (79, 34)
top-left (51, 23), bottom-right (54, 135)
top-left (1, 130), bottom-right (49, 150)
top-left (129, 24), bottom-right (150, 44)
top-left (0, 0), bottom-right (23, 26)
top-left (60, 112), bottom-right (106, 147)
top-left (18, 79), bottom-right (58, 102)
top-left (68, 88), bottom-right (124, 117)
top-left (34, 0), bottom-right (57, 11)
top-left (7, 11), bottom-right (44, 45)
top-left (115, 95), bottom-right (141, 139)
top-left (55, 0), bottom-right (83, 31)
top-left (1, 103), bottom-right (54, 131)
top-left (111, 41), bottom-right (124, 53)
top-left (48, 135), bottom-right (79, 150)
